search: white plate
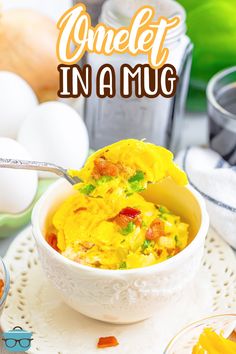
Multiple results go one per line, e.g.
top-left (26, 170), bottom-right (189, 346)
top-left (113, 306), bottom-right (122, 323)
top-left (1, 227), bottom-right (236, 354)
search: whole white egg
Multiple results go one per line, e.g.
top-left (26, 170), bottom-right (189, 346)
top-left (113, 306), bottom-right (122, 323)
top-left (0, 138), bottom-right (38, 214)
top-left (0, 71), bottom-right (38, 138)
top-left (18, 101), bottom-right (89, 178)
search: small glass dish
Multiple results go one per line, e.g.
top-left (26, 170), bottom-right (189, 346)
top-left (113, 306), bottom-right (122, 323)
top-left (164, 314), bottom-right (236, 354)
top-left (207, 66), bottom-right (236, 165)
top-left (0, 257), bottom-right (10, 316)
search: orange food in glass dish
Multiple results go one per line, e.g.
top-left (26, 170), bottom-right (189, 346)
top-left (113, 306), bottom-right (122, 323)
top-left (0, 279), bottom-right (4, 299)
top-left (192, 328), bottom-right (236, 353)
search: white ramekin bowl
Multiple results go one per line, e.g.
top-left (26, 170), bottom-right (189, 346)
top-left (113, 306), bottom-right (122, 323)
top-left (32, 178), bottom-right (209, 324)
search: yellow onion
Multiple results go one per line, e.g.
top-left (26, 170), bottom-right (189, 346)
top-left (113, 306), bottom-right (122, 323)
top-left (0, 8), bottom-right (59, 102)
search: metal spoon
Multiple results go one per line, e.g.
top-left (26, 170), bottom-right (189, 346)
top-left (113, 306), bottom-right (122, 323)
top-left (0, 158), bottom-right (81, 185)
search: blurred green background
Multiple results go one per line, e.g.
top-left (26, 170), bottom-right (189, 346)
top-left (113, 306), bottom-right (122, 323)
top-left (178, 0), bottom-right (236, 111)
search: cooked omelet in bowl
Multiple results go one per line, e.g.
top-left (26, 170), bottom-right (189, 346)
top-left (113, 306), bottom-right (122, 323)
top-left (46, 139), bottom-right (189, 270)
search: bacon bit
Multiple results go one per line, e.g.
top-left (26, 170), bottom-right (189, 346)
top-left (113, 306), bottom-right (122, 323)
top-left (97, 336), bottom-right (119, 349)
top-left (146, 219), bottom-right (165, 240)
top-left (171, 247), bottom-right (181, 256)
top-left (74, 207), bottom-right (87, 213)
top-left (156, 249), bottom-right (163, 257)
top-left (75, 256), bottom-right (84, 264)
top-left (0, 279), bottom-right (4, 298)
top-left (134, 214), bottom-right (142, 227)
top-left (92, 157), bottom-right (120, 179)
top-left (109, 207), bottom-right (142, 228)
top-left (166, 247), bottom-right (180, 257)
top-left (111, 214), bottom-right (130, 228)
top-left (81, 241), bottom-right (94, 250)
top-left (229, 330), bottom-right (236, 342)
top-left (93, 260), bottom-right (101, 268)
top-left (111, 207), bottom-right (142, 228)
top-left (119, 207), bottom-right (141, 219)
top-left (46, 233), bottom-right (59, 252)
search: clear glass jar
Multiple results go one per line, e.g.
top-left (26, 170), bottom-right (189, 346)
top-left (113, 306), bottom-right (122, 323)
top-left (0, 257), bottom-right (10, 316)
top-left (74, 0), bottom-right (106, 26)
top-left (207, 66), bottom-right (236, 165)
top-left (85, 0), bottom-right (193, 150)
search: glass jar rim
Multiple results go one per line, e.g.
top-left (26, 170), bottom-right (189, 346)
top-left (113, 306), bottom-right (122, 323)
top-left (207, 66), bottom-right (236, 121)
top-left (0, 257), bottom-right (10, 308)
top-left (100, 0), bottom-right (186, 43)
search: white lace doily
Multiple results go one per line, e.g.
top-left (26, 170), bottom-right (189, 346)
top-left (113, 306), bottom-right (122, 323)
top-left (1, 227), bottom-right (236, 354)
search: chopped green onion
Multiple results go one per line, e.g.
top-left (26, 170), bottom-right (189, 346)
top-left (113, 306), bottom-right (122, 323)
top-left (128, 180), bottom-right (145, 193)
top-left (158, 205), bottom-right (171, 215)
top-left (159, 206), bottom-right (166, 213)
top-left (79, 184), bottom-right (95, 195)
top-left (142, 239), bottom-right (151, 251)
top-left (96, 176), bottom-right (113, 185)
top-left (120, 222), bottom-right (135, 235)
top-left (142, 220), bottom-right (148, 228)
top-left (159, 214), bottom-right (167, 221)
top-left (128, 170), bottom-right (144, 183)
top-left (175, 235), bottom-right (182, 247)
top-left (119, 261), bottom-right (127, 269)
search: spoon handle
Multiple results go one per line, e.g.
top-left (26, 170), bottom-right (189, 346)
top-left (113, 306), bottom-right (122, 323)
top-left (0, 158), bottom-right (79, 185)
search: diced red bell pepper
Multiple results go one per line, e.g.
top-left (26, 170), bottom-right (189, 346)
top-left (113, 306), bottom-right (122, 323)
top-left (119, 207), bottom-right (141, 219)
top-left (74, 207), bottom-right (87, 213)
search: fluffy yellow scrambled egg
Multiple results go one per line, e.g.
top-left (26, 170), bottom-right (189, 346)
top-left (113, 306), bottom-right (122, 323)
top-left (46, 139), bottom-right (189, 270)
